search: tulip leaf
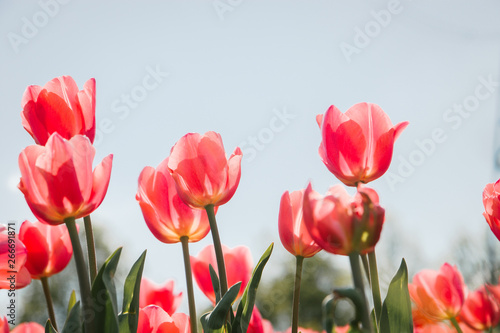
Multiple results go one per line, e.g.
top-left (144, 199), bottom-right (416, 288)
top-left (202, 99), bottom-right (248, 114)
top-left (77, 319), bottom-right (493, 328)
top-left (209, 264), bottom-right (222, 305)
top-left (67, 290), bottom-right (77, 317)
top-left (45, 319), bottom-right (57, 333)
top-left (61, 301), bottom-right (82, 333)
top-left (379, 259), bottom-right (413, 333)
top-left (91, 247), bottom-right (122, 333)
top-left (232, 243), bottom-right (273, 333)
top-left (202, 282), bottom-right (242, 330)
top-left (118, 250), bottom-right (147, 333)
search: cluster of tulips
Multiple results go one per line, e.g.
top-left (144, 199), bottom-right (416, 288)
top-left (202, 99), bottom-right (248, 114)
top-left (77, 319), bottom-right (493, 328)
top-left (2, 75), bottom-right (500, 333)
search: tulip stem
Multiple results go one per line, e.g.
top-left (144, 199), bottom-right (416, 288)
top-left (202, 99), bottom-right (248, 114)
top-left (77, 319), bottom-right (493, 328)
top-left (65, 217), bottom-right (95, 333)
top-left (349, 253), bottom-right (372, 333)
top-left (450, 317), bottom-right (463, 333)
top-left (84, 215), bottom-right (97, 283)
top-left (205, 204), bottom-right (228, 297)
top-left (291, 255), bottom-right (304, 333)
top-left (40, 277), bottom-right (58, 331)
top-left (181, 236), bottom-right (198, 333)
top-left (368, 251), bottom-right (382, 326)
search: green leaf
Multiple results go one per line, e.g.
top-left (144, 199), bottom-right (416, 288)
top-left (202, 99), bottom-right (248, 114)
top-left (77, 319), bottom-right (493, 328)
top-left (379, 259), bottom-right (413, 333)
top-left (209, 264), bottom-right (222, 305)
top-left (45, 319), bottom-right (57, 333)
top-left (233, 243), bottom-right (273, 333)
top-left (200, 282), bottom-right (241, 332)
top-left (322, 294), bottom-right (335, 333)
top-left (67, 290), bottom-right (77, 316)
top-left (91, 247), bottom-right (123, 333)
top-left (119, 250), bottom-right (147, 333)
top-left (61, 301), bottom-right (83, 333)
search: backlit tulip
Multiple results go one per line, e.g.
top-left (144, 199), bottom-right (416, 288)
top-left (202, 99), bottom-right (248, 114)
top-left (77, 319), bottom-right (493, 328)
top-left (138, 305), bottom-right (190, 333)
top-left (21, 76), bottom-right (96, 145)
top-left (167, 131), bottom-right (242, 208)
top-left (278, 189), bottom-right (321, 258)
top-left (0, 225), bottom-right (31, 289)
top-left (317, 103), bottom-right (408, 186)
top-left (409, 263), bottom-right (466, 320)
top-left (459, 285), bottom-right (500, 331)
top-left (0, 317), bottom-right (8, 333)
top-left (139, 278), bottom-right (182, 315)
top-left (11, 322), bottom-right (45, 333)
top-left (19, 220), bottom-right (73, 279)
top-left (302, 183), bottom-right (385, 255)
top-left (18, 133), bottom-right (113, 225)
top-left (191, 244), bottom-right (253, 304)
top-left (483, 179), bottom-right (500, 241)
top-left (136, 158), bottom-right (211, 243)
top-left (247, 308), bottom-right (275, 333)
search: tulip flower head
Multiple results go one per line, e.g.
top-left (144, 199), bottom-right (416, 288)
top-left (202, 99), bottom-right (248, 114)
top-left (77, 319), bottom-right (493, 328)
top-left (137, 158), bottom-right (211, 243)
top-left (11, 322), bottom-right (45, 333)
top-left (409, 263), bottom-right (466, 320)
top-left (0, 225), bottom-right (31, 290)
top-left (317, 103), bottom-right (408, 186)
top-left (302, 183), bottom-right (385, 255)
top-left (483, 179), bottom-right (500, 241)
top-left (459, 285), bottom-right (500, 331)
top-left (21, 76), bottom-right (96, 145)
top-left (19, 220), bottom-right (74, 279)
top-left (139, 278), bottom-right (182, 315)
top-left (191, 244), bottom-right (253, 304)
top-left (138, 305), bottom-right (190, 333)
top-left (167, 131), bottom-right (242, 208)
top-left (18, 133), bottom-right (113, 225)
top-left (278, 189), bottom-right (321, 258)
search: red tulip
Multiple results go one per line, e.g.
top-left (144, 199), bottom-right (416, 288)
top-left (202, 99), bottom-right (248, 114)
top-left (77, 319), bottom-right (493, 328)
top-left (21, 76), bottom-right (96, 145)
top-left (191, 244), bottom-right (253, 304)
top-left (138, 305), bottom-right (190, 333)
top-left (18, 220), bottom-right (74, 279)
top-left (18, 133), bottom-right (113, 225)
top-left (459, 285), bottom-right (500, 331)
top-left (483, 179), bottom-right (500, 241)
top-left (302, 183), bottom-right (385, 255)
top-left (409, 263), bottom-right (466, 320)
top-left (139, 278), bottom-right (182, 315)
top-left (167, 132), bottom-right (242, 208)
top-left (317, 103), bottom-right (408, 186)
top-left (0, 225), bottom-right (31, 289)
top-left (0, 317), bottom-right (8, 333)
top-left (278, 189), bottom-right (321, 258)
top-left (247, 308), bottom-right (274, 333)
top-left (11, 322), bottom-right (45, 333)
top-left (136, 158), bottom-right (211, 243)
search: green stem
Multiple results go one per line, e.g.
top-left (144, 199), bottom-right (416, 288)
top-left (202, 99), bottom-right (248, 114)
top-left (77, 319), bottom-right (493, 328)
top-left (349, 253), bottom-right (372, 333)
top-left (65, 217), bottom-right (95, 333)
top-left (181, 236), bottom-right (198, 333)
top-left (41, 277), bottom-right (58, 331)
top-left (205, 204), bottom-right (228, 297)
top-left (361, 254), bottom-right (370, 283)
top-left (84, 215), bottom-right (97, 283)
top-left (368, 251), bottom-right (382, 326)
top-left (450, 317), bottom-right (463, 333)
top-left (291, 256), bottom-right (304, 333)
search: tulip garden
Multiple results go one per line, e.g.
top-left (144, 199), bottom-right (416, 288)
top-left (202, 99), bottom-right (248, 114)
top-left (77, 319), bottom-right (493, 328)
top-left (2, 75), bottom-right (500, 333)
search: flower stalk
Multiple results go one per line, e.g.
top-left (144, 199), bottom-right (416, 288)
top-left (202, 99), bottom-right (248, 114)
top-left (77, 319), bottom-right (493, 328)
top-left (349, 252), bottom-right (372, 332)
top-left (205, 204), bottom-right (228, 296)
top-left (40, 277), bottom-right (57, 331)
top-left (181, 236), bottom-right (198, 333)
top-left (84, 215), bottom-right (97, 282)
top-left (291, 255), bottom-right (304, 333)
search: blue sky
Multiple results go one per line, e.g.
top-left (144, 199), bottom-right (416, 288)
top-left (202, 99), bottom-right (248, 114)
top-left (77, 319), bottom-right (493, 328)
top-left (1, 0), bottom-right (500, 314)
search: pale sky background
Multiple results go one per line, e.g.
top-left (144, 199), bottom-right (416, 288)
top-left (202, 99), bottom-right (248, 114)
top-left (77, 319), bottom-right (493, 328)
top-left (2, 0), bottom-right (500, 319)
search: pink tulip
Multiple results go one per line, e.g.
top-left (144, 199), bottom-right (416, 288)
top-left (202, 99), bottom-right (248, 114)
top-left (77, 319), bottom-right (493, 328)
top-left (136, 158), bottom-right (211, 243)
top-left (191, 244), bottom-right (253, 304)
top-left (11, 322), bottom-right (44, 333)
top-left (278, 189), bottom-right (321, 258)
top-left (139, 278), bottom-right (182, 315)
top-left (0, 317), bottom-right (8, 333)
top-left (246, 308), bottom-right (275, 333)
top-left (409, 263), bottom-right (466, 320)
top-left (167, 132), bottom-right (242, 208)
top-left (19, 220), bottom-right (74, 279)
top-left (459, 285), bottom-right (500, 331)
top-left (483, 179), bottom-right (500, 241)
top-left (302, 183), bottom-right (385, 255)
top-left (0, 225), bottom-right (31, 289)
top-left (21, 76), bottom-right (96, 145)
top-left (317, 103), bottom-right (408, 186)
top-left (18, 133), bottom-right (113, 225)
top-left (138, 305), bottom-right (190, 333)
